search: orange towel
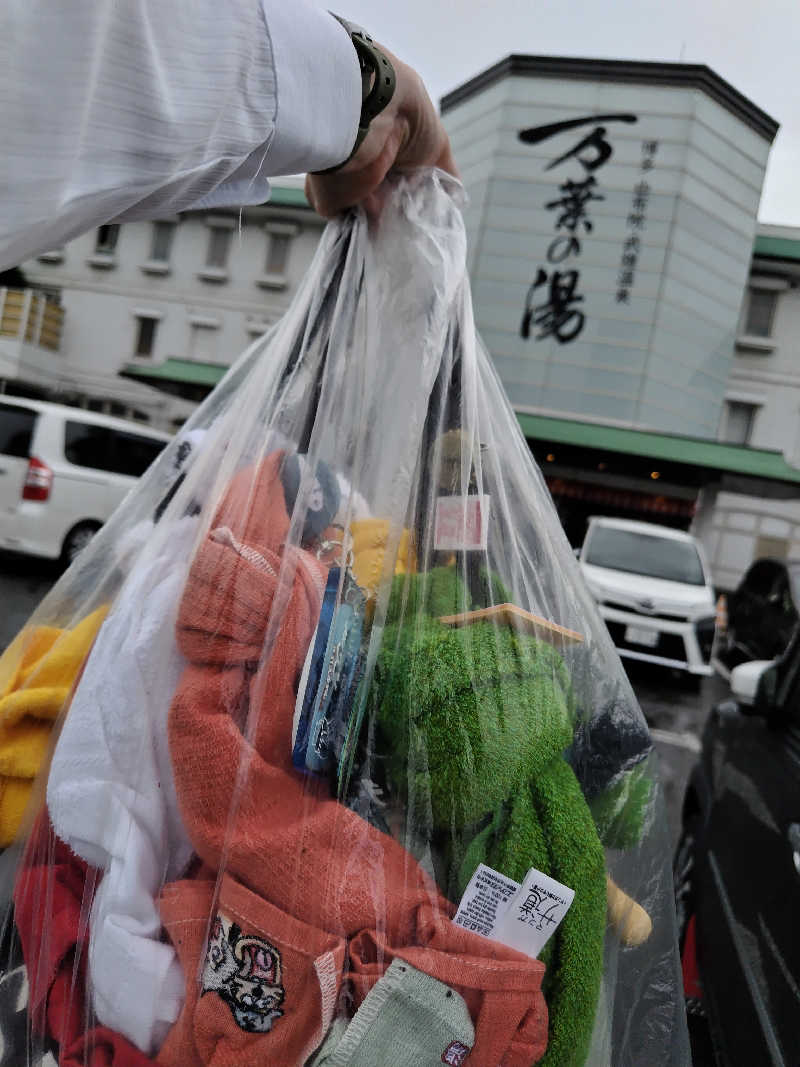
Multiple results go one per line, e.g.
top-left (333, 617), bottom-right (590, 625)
top-left (166, 452), bottom-right (547, 1066)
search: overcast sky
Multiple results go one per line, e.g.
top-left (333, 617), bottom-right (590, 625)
top-left (338, 0), bottom-right (800, 226)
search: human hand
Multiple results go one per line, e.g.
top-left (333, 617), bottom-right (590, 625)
top-left (305, 46), bottom-right (458, 219)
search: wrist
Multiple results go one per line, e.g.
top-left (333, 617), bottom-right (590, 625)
top-left (313, 17), bottom-right (396, 175)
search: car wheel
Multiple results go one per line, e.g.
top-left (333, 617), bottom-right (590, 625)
top-left (674, 812), bottom-right (700, 953)
top-left (61, 521), bottom-right (101, 566)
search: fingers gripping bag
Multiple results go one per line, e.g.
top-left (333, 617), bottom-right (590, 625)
top-left (0, 171), bottom-right (689, 1067)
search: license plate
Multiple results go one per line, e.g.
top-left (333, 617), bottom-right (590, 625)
top-left (625, 625), bottom-right (659, 648)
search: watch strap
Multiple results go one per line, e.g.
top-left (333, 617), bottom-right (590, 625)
top-left (314, 16), bottom-right (396, 175)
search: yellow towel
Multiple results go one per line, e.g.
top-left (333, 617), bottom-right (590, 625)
top-left (350, 519), bottom-right (415, 600)
top-left (0, 605), bottom-right (108, 846)
top-left (0, 777), bottom-right (34, 848)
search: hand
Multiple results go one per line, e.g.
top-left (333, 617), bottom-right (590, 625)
top-left (305, 46), bottom-right (458, 219)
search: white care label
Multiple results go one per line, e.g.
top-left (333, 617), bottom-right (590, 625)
top-left (453, 862), bottom-right (574, 959)
top-left (434, 495), bottom-right (491, 551)
top-left (452, 863), bottom-right (521, 938)
top-left (494, 867), bottom-right (575, 959)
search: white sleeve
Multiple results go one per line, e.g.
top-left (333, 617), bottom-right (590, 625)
top-left (0, 0), bottom-right (361, 270)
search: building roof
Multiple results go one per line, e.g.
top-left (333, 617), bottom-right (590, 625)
top-left (517, 412), bottom-right (800, 486)
top-left (753, 234), bottom-right (800, 263)
top-left (440, 55), bottom-right (779, 142)
top-left (124, 358), bottom-right (228, 388)
top-left (269, 185), bottom-right (310, 208)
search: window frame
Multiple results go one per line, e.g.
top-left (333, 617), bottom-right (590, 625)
top-left (134, 315), bottom-right (159, 358)
top-left (88, 224), bottom-right (121, 269)
top-left (723, 400), bottom-right (759, 446)
top-left (198, 216), bottom-right (236, 281)
top-left (743, 288), bottom-right (778, 339)
top-left (257, 221), bottom-right (298, 291)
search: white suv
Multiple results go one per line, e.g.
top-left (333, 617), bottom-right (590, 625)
top-left (0, 398), bottom-right (170, 563)
top-left (578, 517), bottom-right (716, 678)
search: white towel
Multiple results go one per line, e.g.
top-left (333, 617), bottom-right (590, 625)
top-left (47, 515), bottom-right (199, 1055)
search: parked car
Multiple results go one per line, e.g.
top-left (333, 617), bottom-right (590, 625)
top-left (0, 398), bottom-right (170, 563)
top-left (577, 517), bottom-right (716, 680)
top-left (674, 630), bottom-right (800, 1065)
top-left (715, 557), bottom-right (800, 675)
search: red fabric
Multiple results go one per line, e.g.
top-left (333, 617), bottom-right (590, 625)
top-left (13, 812), bottom-right (156, 1066)
top-left (167, 453), bottom-right (548, 1066)
top-left (681, 915), bottom-right (703, 1001)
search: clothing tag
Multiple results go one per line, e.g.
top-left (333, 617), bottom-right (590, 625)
top-left (434, 495), bottom-right (491, 551)
top-left (494, 867), bottom-right (574, 959)
top-left (452, 863), bottom-right (521, 939)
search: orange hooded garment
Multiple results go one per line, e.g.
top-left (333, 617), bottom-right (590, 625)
top-left (165, 452), bottom-right (547, 1067)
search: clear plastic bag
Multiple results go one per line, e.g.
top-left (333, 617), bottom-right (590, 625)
top-left (0, 170), bottom-right (689, 1066)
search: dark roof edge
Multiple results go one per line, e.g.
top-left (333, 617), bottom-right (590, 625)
top-left (440, 55), bottom-right (779, 142)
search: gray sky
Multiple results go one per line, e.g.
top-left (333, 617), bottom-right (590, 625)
top-left (340, 0), bottom-right (800, 226)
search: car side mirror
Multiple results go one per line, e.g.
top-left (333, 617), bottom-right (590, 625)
top-left (730, 660), bottom-right (778, 715)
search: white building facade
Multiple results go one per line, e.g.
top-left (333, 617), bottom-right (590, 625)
top-left (6, 62), bottom-right (800, 591)
top-left (14, 181), bottom-right (323, 430)
top-left (441, 56), bottom-right (778, 439)
top-left (695, 226), bottom-right (800, 589)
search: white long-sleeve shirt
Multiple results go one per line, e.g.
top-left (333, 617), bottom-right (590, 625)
top-left (0, 0), bottom-right (361, 270)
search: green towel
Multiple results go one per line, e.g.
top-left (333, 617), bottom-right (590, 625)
top-left (373, 567), bottom-right (606, 1067)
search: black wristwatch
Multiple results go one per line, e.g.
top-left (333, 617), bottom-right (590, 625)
top-left (314, 15), bottom-right (396, 174)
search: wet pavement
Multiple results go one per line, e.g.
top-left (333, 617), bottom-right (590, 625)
top-left (0, 551), bottom-right (61, 652)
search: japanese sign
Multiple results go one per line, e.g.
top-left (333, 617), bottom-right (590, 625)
top-left (518, 114), bottom-right (640, 344)
top-left (616, 140), bottom-right (659, 303)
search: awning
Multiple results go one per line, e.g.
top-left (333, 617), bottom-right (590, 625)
top-left (516, 412), bottom-right (800, 487)
top-left (753, 234), bottom-right (800, 262)
top-left (124, 358), bottom-right (228, 388)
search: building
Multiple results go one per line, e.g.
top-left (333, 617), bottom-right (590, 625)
top-left (441, 56), bottom-right (800, 586)
top-left (12, 180), bottom-right (322, 430)
top-left (694, 225), bottom-right (800, 588)
top-left (7, 58), bottom-right (800, 590)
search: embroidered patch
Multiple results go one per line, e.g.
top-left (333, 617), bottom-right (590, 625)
top-left (442, 1040), bottom-right (471, 1065)
top-left (202, 912), bottom-right (285, 1033)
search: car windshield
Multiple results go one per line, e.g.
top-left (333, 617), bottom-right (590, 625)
top-left (585, 526), bottom-right (706, 585)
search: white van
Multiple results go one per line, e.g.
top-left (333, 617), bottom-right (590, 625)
top-left (0, 398), bottom-right (171, 563)
top-left (577, 517), bottom-right (717, 679)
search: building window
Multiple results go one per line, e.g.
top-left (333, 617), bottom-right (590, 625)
top-left (95, 225), bottom-right (120, 255)
top-left (189, 322), bottom-right (218, 362)
top-left (257, 223), bottom-right (298, 290)
top-left (88, 224), bottom-right (121, 268)
top-left (150, 221), bottom-right (176, 263)
top-left (206, 227), bottom-right (232, 270)
top-left (134, 316), bottom-right (159, 358)
top-left (724, 400), bottom-right (758, 445)
top-left (198, 216), bottom-right (236, 281)
top-left (266, 233), bottom-right (291, 275)
top-left (743, 289), bottom-right (778, 338)
top-left (754, 535), bottom-right (789, 561)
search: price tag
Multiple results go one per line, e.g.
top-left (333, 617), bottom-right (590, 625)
top-left (494, 867), bottom-right (574, 959)
top-left (434, 495), bottom-right (491, 551)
